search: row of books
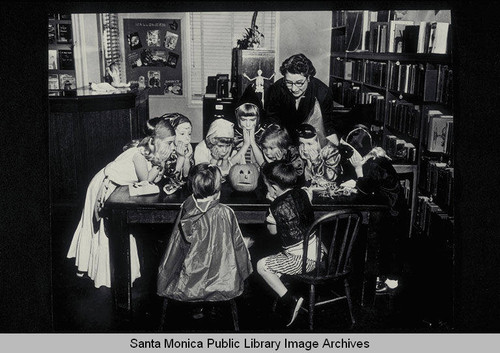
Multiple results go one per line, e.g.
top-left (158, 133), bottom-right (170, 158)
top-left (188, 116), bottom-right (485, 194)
top-left (388, 62), bottom-right (426, 95)
top-left (339, 85), bottom-right (361, 108)
top-left (383, 135), bottom-right (417, 162)
top-left (414, 195), bottom-right (453, 238)
top-left (48, 14), bottom-right (72, 20)
top-left (334, 59), bottom-right (453, 105)
top-left (49, 73), bottom-right (76, 91)
top-left (364, 92), bottom-right (385, 123)
top-left (48, 49), bottom-right (74, 70)
top-left (330, 81), bottom-right (344, 105)
top-left (344, 60), bottom-right (388, 88)
top-left (331, 57), bottom-right (346, 78)
top-left (332, 10), bottom-right (347, 28)
top-left (400, 178), bottom-right (413, 209)
top-left (331, 35), bottom-right (347, 54)
top-left (424, 64), bottom-right (453, 105)
top-left (419, 158), bottom-right (454, 213)
top-left (48, 23), bottom-right (72, 44)
top-left (386, 100), bottom-right (421, 139)
top-left (369, 20), bottom-right (450, 54)
top-left (423, 110), bottom-right (453, 154)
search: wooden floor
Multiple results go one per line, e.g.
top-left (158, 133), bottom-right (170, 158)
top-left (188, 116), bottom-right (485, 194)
top-left (51, 205), bottom-right (453, 333)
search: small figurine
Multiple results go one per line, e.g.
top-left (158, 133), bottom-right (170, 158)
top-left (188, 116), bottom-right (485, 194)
top-left (106, 62), bottom-right (130, 88)
top-left (243, 69), bottom-right (275, 107)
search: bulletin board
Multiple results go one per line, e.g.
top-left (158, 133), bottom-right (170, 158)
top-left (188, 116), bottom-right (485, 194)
top-left (123, 18), bottom-right (183, 96)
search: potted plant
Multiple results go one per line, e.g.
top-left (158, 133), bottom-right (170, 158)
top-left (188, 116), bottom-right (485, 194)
top-left (236, 11), bottom-right (264, 49)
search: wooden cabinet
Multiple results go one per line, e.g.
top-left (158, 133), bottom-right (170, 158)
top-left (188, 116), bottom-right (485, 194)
top-left (49, 88), bottom-right (149, 203)
top-left (231, 48), bottom-right (275, 106)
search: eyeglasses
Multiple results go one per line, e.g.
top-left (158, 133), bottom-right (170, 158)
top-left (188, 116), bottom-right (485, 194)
top-left (285, 79), bottom-right (308, 88)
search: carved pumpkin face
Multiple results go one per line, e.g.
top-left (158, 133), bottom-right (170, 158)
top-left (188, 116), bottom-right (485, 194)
top-left (228, 163), bottom-right (259, 192)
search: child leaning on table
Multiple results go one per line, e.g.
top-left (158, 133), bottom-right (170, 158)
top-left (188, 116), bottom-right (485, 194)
top-left (259, 123), bottom-right (305, 182)
top-left (342, 125), bottom-right (410, 292)
top-left (147, 113), bottom-right (194, 184)
top-left (67, 119), bottom-right (176, 288)
top-left (157, 163), bottom-right (253, 302)
top-left (194, 118), bottom-right (236, 177)
top-left (256, 160), bottom-right (325, 327)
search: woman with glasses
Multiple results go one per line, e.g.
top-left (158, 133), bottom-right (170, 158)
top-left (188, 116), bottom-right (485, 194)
top-left (265, 53), bottom-right (338, 144)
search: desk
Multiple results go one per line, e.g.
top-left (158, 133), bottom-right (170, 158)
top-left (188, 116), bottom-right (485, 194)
top-left (49, 87), bottom-right (149, 203)
top-left (104, 183), bottom-right (387, 317)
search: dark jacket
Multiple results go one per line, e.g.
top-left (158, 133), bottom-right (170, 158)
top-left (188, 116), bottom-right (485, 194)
top-left (270, 188), bottom-right (315, 249)
top-left (265, 76), bottom-right (335, 141)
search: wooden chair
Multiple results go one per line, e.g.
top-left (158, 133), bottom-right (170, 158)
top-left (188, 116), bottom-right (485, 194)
top-left (281, 209), bottom-right (363, 331)
top-left (159, 297), bottom-right (240, 332)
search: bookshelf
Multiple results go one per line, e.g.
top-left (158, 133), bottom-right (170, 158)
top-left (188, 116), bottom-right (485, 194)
top-left (329, 10), bottom-right (454, 238)
top-left (48, 13), bottom-right (76, 96)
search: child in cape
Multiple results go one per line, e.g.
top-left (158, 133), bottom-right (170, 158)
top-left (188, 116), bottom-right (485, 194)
top-left (256, 160), bottom-right (324, 327)
top-left (67, 119), bottom-right (176, 288)
top-left (157, 163), bottom-right (253, 302)
top-left (194, 118), bottom-right (236, 177)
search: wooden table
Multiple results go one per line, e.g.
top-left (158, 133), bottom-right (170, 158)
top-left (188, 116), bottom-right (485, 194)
top-left (103, 183), bottom-right (388, 317)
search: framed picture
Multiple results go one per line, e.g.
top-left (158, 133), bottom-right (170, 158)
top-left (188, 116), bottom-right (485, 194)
top-left (164, 31), bottom-right (179, 50)
top-left (127, 32), bottom-right (143, 50)
top-left (166, 52), bottom-right (179, 68)
top-left (48, 50), bottom-right (58, 70)
top-left (57, 23), bottom-right (72, 44)
top-left (146, 29), bottom-right (161, 47)
top-left (48, 74), bottom-right (59, 90)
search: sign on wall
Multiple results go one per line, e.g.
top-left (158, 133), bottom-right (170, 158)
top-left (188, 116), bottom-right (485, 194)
top-left (123, 18), bottom-right (182, 96)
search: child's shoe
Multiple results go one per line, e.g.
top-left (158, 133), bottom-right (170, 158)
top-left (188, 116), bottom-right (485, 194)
top-left (385, 278), bottom-right (399, 290)
top-left (280, 292), bottom-right (304, 327)
top-left (191, 306), bottom-right (204, 320)
top-left (375, 276), bottom-right (388, 293)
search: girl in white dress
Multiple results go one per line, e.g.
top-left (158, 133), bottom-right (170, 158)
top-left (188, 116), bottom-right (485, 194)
top-left (67, 119), bottom-right (176, 288)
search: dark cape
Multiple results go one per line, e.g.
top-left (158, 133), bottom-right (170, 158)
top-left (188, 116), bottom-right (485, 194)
top-left (157, 195), bottom-right (252, 302)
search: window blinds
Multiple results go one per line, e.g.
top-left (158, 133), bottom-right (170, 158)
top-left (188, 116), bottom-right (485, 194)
top-left (101, 13), bottom-right (122, 81)
top-left (190, 11), bottom-right (276, 99)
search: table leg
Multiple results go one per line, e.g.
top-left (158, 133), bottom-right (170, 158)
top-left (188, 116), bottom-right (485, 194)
top-left (361, 211), bottom-right (381, 308)
top-left (108, 209), bottom-right (132, 317)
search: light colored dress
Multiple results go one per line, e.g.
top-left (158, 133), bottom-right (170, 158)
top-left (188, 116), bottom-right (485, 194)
top-left (67, 147), bottom-right (146, 288)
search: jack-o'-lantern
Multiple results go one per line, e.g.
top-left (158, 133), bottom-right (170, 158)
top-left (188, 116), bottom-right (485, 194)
top-left (228, 163), bottom-right (259, 192)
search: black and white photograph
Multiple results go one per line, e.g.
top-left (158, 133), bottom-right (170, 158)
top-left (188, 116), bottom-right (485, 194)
top-left (48, 49), bottom-right (58, 70)
top-left (166, 51), bottom-right (179, 68)
top-left (3, 1), bottom-right (500, 352)
top-left (147, 69), bottom-right (161, 87)
top-left (56, 22), bottom-right (72, 43)
top-left (58, 49), bottom-right (74, 70)
top-left (146, 29), bottom-right (161, 47)
top-left (164, 30), bottom-right (179, 50)
top-left (127, 31), bottom-right (143, 50)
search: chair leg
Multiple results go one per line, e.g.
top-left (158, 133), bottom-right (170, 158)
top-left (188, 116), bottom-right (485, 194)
top-left (344, 278), bottom-right (356, 327)
top-left (309, 284), bottom-right (316, 331)
top-left (159, 298), bottom-right (169, 332)
top-left (229, 299), bottom-right (239, 331)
